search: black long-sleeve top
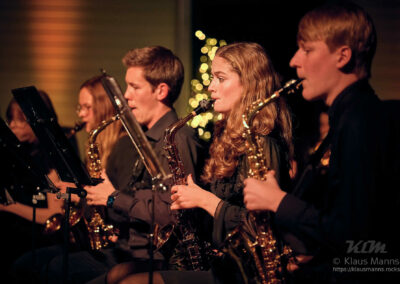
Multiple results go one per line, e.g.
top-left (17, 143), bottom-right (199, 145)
top-left (105, 110), bottom-right (207, 259)
top-left (275, 80), bottom-right (399, 280)
top-left (211, 135), bottom-right (291, 247)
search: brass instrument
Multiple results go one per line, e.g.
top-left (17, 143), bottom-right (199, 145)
top-left (43, 121), bottom-right (86, 234)
top-left (155, 99), bottom-right (214, 270)
top-left (84, 115), bottom-right (120, 250)
top-left (224, 79), bottom-right (302, 284)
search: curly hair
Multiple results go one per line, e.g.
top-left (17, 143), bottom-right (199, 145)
top-left (202, 42), bottom-right (293, 183)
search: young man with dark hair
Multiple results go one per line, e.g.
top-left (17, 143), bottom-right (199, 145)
top-left (44, 46), bottom-right (207, 284)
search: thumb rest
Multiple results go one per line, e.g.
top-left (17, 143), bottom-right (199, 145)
top-left (155, 99), bottom-right (215, 270)
top-left (224, 79), bottom-right (302, 284)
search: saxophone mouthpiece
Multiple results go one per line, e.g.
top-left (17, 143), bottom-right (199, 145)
top-left (193, 99), bottom-right (215, 115)
top-left (74, 121), bottom-right (86, 132)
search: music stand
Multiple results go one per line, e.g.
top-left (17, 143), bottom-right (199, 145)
top-left (0, 118), bottom-right (55, 204)
top-left (12, 86), bottom-right (99, 283)
top-left (0, 116), bottom-right (57, 277)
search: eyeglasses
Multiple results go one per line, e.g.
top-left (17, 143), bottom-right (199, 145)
top-left (76, 104), bottom-right (92, 115)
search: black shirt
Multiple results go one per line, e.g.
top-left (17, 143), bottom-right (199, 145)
top-left (275, 80), bottom-right (399, 282)
top-left (106, 110), bottom-right (207, 259)
top-left (211, 135), bottom-right (291, 246)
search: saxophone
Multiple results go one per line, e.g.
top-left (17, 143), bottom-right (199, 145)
top-left (85, 115), bottom-right (120, 250)
top-left (155, 99), bottom-right (214, 270)
top-left (224, 79), bottom-right (302, 284)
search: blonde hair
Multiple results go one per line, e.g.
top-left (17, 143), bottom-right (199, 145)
top-left (202, 42), bottom-right (293, 183)
top-left (80, 76), bottom-right (124, 168)
top-left (297, 2), bottom-right (376, 79)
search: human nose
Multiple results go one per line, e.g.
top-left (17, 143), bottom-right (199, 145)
top-left (289, 49), bottom-right (301, 68)
top-left (76, 108), bottom-right (83, 118)
top-left (208, 78), bottom-right (216, 93)
top-left (9, 120), bottom-right (17, 128)
top-left (9, 119), bottom-right (25, 128)
top-left (124, 87), bottom-right (131, 100)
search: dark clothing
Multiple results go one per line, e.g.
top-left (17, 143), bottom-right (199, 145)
top-left (211, 135), bottom-right (291, 284)
top-left (275, 80), bottom-right (400, 283)
top-left (158, 134), bottom-right (291, 284)
top-left (40, 110), bottom-right (206, 283)
top-left (108, 110), bottom-right (207, 260)
top-left (2, 131), bottom-right (75, 283)
top-left (212, 135), bottom-right (291, 247)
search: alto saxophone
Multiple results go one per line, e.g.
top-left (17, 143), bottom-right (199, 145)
top-left (224, 79), bottom-right (302, 284)
top-left (155, 99), bottom-right (214, 270)
top-left (85, 115), bottom-right (120, 250)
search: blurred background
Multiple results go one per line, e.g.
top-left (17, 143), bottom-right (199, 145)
top-left (0, 0), bottom-right (399, 159)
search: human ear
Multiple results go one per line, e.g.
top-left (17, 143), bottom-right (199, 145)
top-left (336, 46), bottom-right (352, 68)
top-left (155, 82), bottom-right (170, 101)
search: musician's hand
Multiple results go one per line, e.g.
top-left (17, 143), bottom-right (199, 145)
top-left (171, 174), bottom-right (204, 210)
top-left (49, 169), bottom-right (80, 203)
top-left (86, 171), bottom-right (116, 206)
top-left (171, 174), bottom-right (221, 217)
top-left (108, 235), bottom-right (119, 243)
top-left (287, 254), bottom-right (314, 273)
top-left (243, 171), bottom-right (287, 212)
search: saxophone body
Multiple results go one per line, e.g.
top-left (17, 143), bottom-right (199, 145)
top-left (224, 79), bottom-right (302, 284)
top-left (156, 99), bottom-right (214, 271)
top-left (85, 115), bottom-right (120, 250)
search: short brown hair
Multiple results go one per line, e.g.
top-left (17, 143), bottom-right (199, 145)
top-left (297, 2), bottom-right (377, 79)
top-left (122, 46), bottom-right (184, 105)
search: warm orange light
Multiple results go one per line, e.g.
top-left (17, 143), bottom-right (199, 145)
top-left (26, 0), bottom-right (83, 116)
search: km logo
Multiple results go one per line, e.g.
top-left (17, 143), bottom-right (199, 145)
top-left (346, 240), bottom-right (387, 254)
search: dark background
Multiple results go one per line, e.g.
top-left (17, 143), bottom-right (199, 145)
top-left (191, 0), bottom-right (327, 170)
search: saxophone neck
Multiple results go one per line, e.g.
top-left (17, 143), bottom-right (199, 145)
top-left (164, 99), bottom-right (214, 142)
top-left (243, 78), bottom-right (303, 129)
top-left (88, 115), bottom-right (119, 144)
top-left (87, 115), bottom-right (119, 177)
top-left (163, 99), bottom-right (214, 184)
top-left (164, 112), bottom-right (194, 142)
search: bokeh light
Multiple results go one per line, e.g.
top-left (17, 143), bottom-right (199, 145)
top-left (187, 30), bottom-right (227, 141)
